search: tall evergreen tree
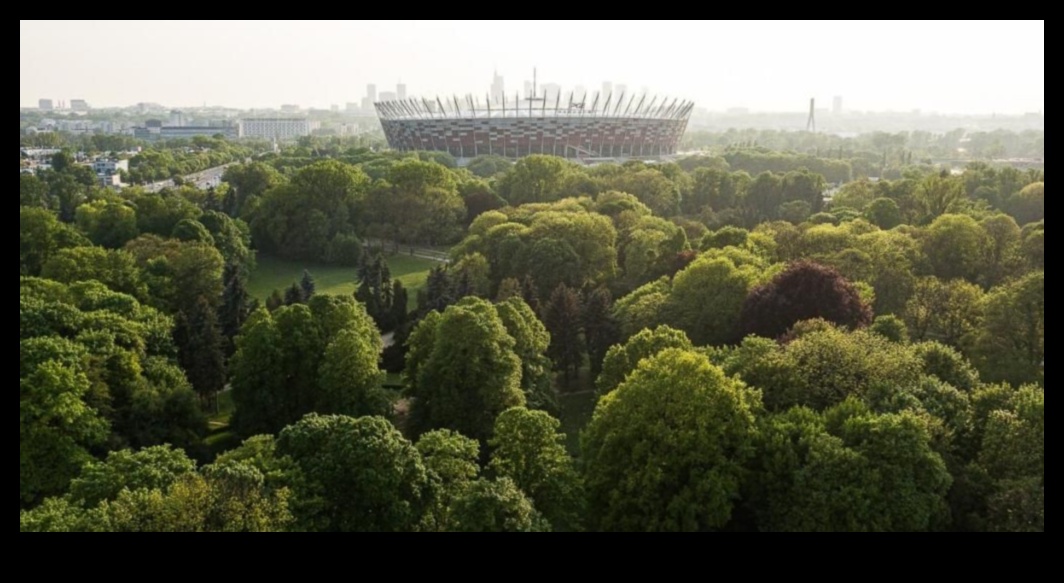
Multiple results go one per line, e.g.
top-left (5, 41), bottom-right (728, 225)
top-left (419, 266), bottom-right (455, 316)
top-left (521, 275), bottom-right (541, 315)
top-left (300, 270), bottom-right (317, 301)
top-left (219, 263), bottom-right (249, 356)
top-left (583, 287), bottom-right (619, 379)
top-left (284, 283), bottom-right (305, 306)
top-left (265, 290), bottom-right (284, 312)
top-left (544, 284), bottom-right (585, 383)
top-left (356, 253), bottom-right (394, 330)
top-left (175, 296), bottom-right (227, 405)
top-left (391, 280), bottom-right (409, 331)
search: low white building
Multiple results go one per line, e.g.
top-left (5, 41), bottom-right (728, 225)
top-left (239, 118), bottom-right (319, 141)
top-left (93, 158), bottom-right (129, 177)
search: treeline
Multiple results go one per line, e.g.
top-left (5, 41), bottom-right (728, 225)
top-left (684, 128), bottom-right (1045, 161)
top-left (20, 144), bottom-right (1043, 531)
top-left (126, 138), bottom-right (253, 184)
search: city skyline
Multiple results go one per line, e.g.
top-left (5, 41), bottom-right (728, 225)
top-left (21, 20), bottom-right (1044, 115)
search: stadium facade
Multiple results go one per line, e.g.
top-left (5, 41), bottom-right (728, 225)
top-left (376, 91), bottom-right (693, 161)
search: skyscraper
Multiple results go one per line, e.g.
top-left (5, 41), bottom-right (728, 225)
top-left (366, 84), bottom-right (378, 102)
top-left (397, 83), bottom-right (407, 100)
top-left (602, 82), bottom-right (613, 99)
top-left (833, 96), bottom-right (844, 115)
top-left (491, 71), bottom-right (505, 102)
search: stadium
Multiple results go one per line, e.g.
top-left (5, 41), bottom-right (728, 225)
top-left (376, 89), bottom-right (693, 162)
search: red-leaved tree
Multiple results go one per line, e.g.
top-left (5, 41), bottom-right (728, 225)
top-left (740, 261), bottom-right (872, 340)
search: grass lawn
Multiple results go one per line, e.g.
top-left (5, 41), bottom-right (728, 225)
top-left (249, 253), bottom-right (439, 311)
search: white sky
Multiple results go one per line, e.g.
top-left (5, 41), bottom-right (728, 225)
top-left (21, 20), bottom-right (1044, 114)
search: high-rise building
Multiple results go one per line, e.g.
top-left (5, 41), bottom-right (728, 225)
top-left (38, 99), bottom-right (54, 111)
top-left (397, 83), bottom-right (407, 100)
top-left (602, 82), bottom-right (613, 99)
top-left (366, 84), bottom-right (378, 102)
top-left (833, 96), bottom-right (844, 115)
top-left (542, 83), bottom-right (562, 103)
top-left (523, 81), bottom-right (534, 99)
top-left (169, 110), bottom-right (187, 127)
top-left (615, 84), bottom-right (628, 98)
top-left (70, 99), bottom-right (89, 112)
top-left (379, 92), bottom-right (398, 102)
top-left (491, 72), bottom-right (506, 102)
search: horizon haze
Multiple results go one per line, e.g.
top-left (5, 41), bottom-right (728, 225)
top-left (21, 20), bottom-right (1044, 115)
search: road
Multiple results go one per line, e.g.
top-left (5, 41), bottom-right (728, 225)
top-left (143, 162), bottom-right (237, 193)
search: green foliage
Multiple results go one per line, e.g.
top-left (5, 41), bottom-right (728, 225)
top-left (490, 408), bottom-right (583, 531)
top-left (864, 197), bottom-right (903, 229)
top-left (870, 315), bottom-right (909, 343)
top-left (76, 199), bottom-right (139, 249)
top-left (21, 206), bottom-right (88, 276)
top-left (1007, 182), bottom-right (1043, 226)
top-left (496, 155), bottom-right (576, 205)
top-left (544, 284), bottom-right (585, 382)
top-left (406, 298), bottom-right (525, 443)
top-left (597, 326), bottom-right (694, 396)
top-left (974, 273), bottom-right (1043, 386)
top-left (924, 214), bottom-right (990, 282)
top-left (750, 402), bottom-right (952, 532)
top-left (725, 327), bottom-right (922, 412)
top-left (231, 296), bottom-right (384, 437)
top-left (583, 349), bottom-right (760, 532)
top-left (495, 297), bottom-right (556, 413)
top-left (250, 160), bottom-right (370, 262)
top-left (448, 478), bottom-right (547, 533)
top-left (666, 255), bottom-right (759, 346)
top-left (41, 246), bottom-right (148, 300)
top-left (68, 446), bottom-right (196, 507)
top-left (904, 277), bottom-right (984, 347)
top-left (276, 415), bottom-right (431, 532)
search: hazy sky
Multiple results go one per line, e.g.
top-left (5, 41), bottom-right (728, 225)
top-left (21, 20), bottom-right (1044, 114)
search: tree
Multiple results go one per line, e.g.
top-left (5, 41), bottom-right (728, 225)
top-left (608, 168), bottom-right (682, 217)
top-left (318, 329), bottom-right (388, 418)
top-left (300, 270), bottom-right (316, 301)
top-left (667, 256), bottom-right (759, 346)
top-left (496, 155), bottom-right (574, 205)
top-left (171, 218), bottom-right (214, 245)
top-left (276, 415), bottom-right (432, 532)
top-left (448, 478), bottom-right (546, 532)
top-left (741, 261), bottom-right (871, 340)
top-left (222, 162), bottom-right (284, 217)
top-left (490, 408), bottom-right (583, 531)
top-left (219, 263), bottom-right (250, 355)
top-left (583, 288), bottom-right (619, 379)
top-left (174, 296), bottom-right (226, 404)
top-left (583, 349), bottom-right (760, 532)
top-left (865, 198), bottom-right (903, 230)
top-left (364, 160), bottom-right (466, 246)
top-left (356, 253), bottom-right (394, 329)
top-left (250, 161), bottom-right (369, 262)
top-left (416, 430), bottom-right (481, 531)
top-left (391, 281), bottom-right (409, 331)
top-left (543, 284), bottom-right (584, 382)
top-left (495, 297), bottom-right (556, 413)
top-left (284, 283), bottom-right (304, 306)
top-left (923, 214), bottom-right (990, 283)
top-left (749, 402), bottom-right (952, 532)
top-left (20, 340), bottom-right (109, 507)
top-left (1007, 182), bottom-right (1043, 226)
top-left (405, 298), bottom-right (525, 443)
top-left (68, 446), bottom-right (197, 508)
top-left (916, 173), bottom-right (964, 220)
top-left (41, 247), bottom-right (147, 301)
top-left (904, 277), bottom-right (984, 347)
top-left (974, 273), bottom-right (1043, 386)
top-left (597, 326), bottom-right (694, 396)
top-left (21, 206), bottom-right (88, 276)
top-left (125, 235), bottom-right (225, 315)
top-left (75, 199), bottom-right (139, 249)
top-left (725, 327), bottom-right (922, 412)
